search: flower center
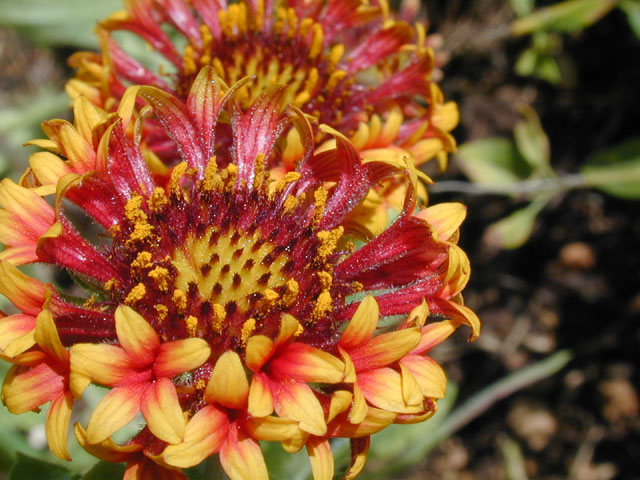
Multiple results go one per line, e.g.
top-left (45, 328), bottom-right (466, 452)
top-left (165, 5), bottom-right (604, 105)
top-left (171, 226), bottom-right (290, 313)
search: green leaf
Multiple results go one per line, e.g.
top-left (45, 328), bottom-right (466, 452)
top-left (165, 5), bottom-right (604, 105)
top-left (483, 194), bottom-right (552, 250)
top-left (513, 106), bottom-right (551, 172)
top-left (510, 0), bottom-right (536, 17)
top-left (619, 0), bottom-right (640, 39)
top-left (511, 0), bottom-right (617, 35)
top-left (8, 453), bottom-right (80, 480)
top-left (81, 461), bottom-right (126, 480)
top-left (514, 47), bottom-right (539, 76)
top-left (455, 138), bottom-right (532, 186)
top-left (581, 139), bottom-right (640, 198)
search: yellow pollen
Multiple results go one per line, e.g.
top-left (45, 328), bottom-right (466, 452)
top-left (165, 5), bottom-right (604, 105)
top-left (312, 187), bottom-right (327, 226)
top-left (211, 303), bottom-right (226, 333)
top-left (200, 24), bottom-right (213, 49)
top-left (196, 379), bottom-right (206, 390)
top-left (326, 70), bottom-right (347, 91)
top-left (131, 251), bottom-right (152, 271)
top-left (202, 156), bottom-right (220, 192)
top-left (149, 187), bottom-right (168, 212)
top-left (183, 44), bottom-right (197, 77)
top-left (124, 195), bottom-right (146, 223)
top-left (104, 278), bottom-right (117, 291)
top-left (224, 164), bottom-right (238, 192)
top-left (253, 153), bottom-right (267, 191)
top-left (185, 315), bottom-right (198, 337)
top-left (351, 281), bottom-right (364, 293)
top-left (317, 226), bottom-right (344, 263)
top-left (311, 290), bottom-right (332, 321)
top-left (268, 172), bottom-right (301, 200)
top-left (125, 283), bottom-right (146, 305)
top-left (282, 279), bottom-right (299, 307)
top-left (309, 23), bottom-right (324, 60)
top-left (294, 322), bottom-right (304, 337)
top-left (263, 288), bottom-right (279, 305)
top-left (169, 162), bottom-right (188, 196)
top-left (182, 411), bottom-right (191, 423)
top-left (299, 18), bottom-right (313, 37)
top-left (155, 304), bottom-right (168, 322)
top-left (329, 44), bottom-right (345, 69)
top-left (172, 289), bottom-right (187, 311)
top-left (286, 8), bottom-right (297, 37)
top-left (283, 194), bottom-right (299, 213)
top-left (128, 221), bottom-right (154, 245)
top-left (274, 7), bottom-right (286, 34)
top-left (317, 271), bottom-right (333, 290)
top-left (218, 9), bottom-right (232, 38)
top-left (109, 224), bottom-right (121, 235)
top-left (241, 318), bottom-right (256, 344)
top-left (148, 266), bottom-right (170, 292)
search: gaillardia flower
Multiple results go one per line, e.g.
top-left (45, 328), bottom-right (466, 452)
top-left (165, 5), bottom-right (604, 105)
top-left (69, 0), bottom-right (458, 175)
top-left (1, 70), bottom-right (478, 479)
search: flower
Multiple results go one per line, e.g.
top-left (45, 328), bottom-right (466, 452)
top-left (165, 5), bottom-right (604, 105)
top-left (0, 69), bottom-right (478, 479)
top-left (68, 0), bottom-right (458, 173)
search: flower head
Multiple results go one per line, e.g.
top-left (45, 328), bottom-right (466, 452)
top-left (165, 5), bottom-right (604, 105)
top-left (1, 69), bottom-right (478, 479)
top-left (68, 0), bottom-right (458, 174)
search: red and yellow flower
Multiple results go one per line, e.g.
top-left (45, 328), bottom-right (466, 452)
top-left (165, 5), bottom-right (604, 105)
top-left (0, 66), bottom-right (477, 479)
top-left (68, 0), bottom-right (458, 174)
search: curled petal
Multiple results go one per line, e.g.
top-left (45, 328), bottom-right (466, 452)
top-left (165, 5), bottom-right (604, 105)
top-left (0, 260), bottom-right (45, 315)
top-left (0, 314), bottom-right (36, 357)
top-left (348, 328), bottom-right (421, 371)
top-left (412, 320), bottom-right (458, 355)
top-left (345, 437), bottom-right (370, 480)
top-left (416, 202), bottom-right (467, 243)
top-left (339, 295), bottom-right (379, 349)
top-left (400, 355), bottom-right (447, 399)
top-left (357, 368), bottom-right (423, 414)
top-left (141, 378), bottom-right (186, 444)
top-left (2, 362), bottom-right (64, 414)
top-left (115, 305), bottom-right (160, 366)
top-left (273, 381), bottom-right (327, 436)
top-left (85, 384), bottom-right (146, 444)
top-left (46, 390), bottom-right (74, 461)
top-left (34, 309), bottom-right (69, 365)
top-left (219, 426), bottom-right (268, 480)
top-left (74, 422), bottom-right (141, 463)
top-left (306, 437), bottom-right (334, 480)
top-left (162, 405), bottom-right (229, 468)
top-left (154, 337), bottom-right (211, 378)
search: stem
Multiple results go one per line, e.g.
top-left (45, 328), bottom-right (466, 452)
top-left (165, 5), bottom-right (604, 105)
top-left (427, 174), bottom-right (586, 196)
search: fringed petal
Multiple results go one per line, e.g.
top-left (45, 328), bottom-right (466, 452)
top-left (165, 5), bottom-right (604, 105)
top-left (141, 377), bottom-right (186, 444)
top-left (85, 384), bottom-right (147, 443)
top-left (219, 426), bottom-right (268, 480)
top-left (46, 390), bottom-right (74, 461)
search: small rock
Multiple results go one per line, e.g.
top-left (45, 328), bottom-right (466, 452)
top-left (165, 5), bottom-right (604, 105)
top-left (559, 242), bottom-right (596, 270)
top-left (507, 400), bottom-right (558, 451)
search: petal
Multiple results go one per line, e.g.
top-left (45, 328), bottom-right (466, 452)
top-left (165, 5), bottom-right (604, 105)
top-left (0, 178), bottom-right (54, 246)
top-left (153, 337), bottom-right (211, 378)
top-left (429, 297), bottom-right (481, 341)
top-left (162, 405), bottom-right (229, 469)
top-left (245, 335), bottom-right (274, 372)
top-left (348, 383), bottom-right (368, 425)
top-left (400, 355), bottom-right (447, 399)
top-left (272, 381), bottom-right (327, 436)
top-left (339, 295), bottom-right (379, 349)
top-left (0, 260), bottom-right (45, 315)
top-left (357, 368), bottom-right (423, 414)
top-left (219, 426), bottom-right (268, 480)
top-left (69, 344), bottom-right (141, 396)
top-left (349, 328), bottom-right (421, 371)
top-left (346, 23), bottom-right (413, 73)
top-left (327, 407), bottom-right (396, 438)
top-left (327, 390), bottom-right (353, 423)
top-left (28, 151), bottom-right (72, 187)
top-left (411, 320), bottom-right (458, 355)
top-left (0, 314), bottom-right (36, 356)
top-left (269, 343), bottom-right (344, 384)
top-left (46, 390), bottom-right (74, 460)
top-left (399, 363), bottom-right (424, 405)
top-left (248, 372), bottom-right (274, 418)
top-left (345, 437), bottom-right (370, 480)
top-left (34, 309), bottom-right (69, 364)
top-left (123, 456), bottom-right (188, 480)
top-left (416, 203), bottom-right (467, 242)
top-left (205, 351), bottom-right (249, 409)
top-left (1, 362), bottom-right (64, 414)
top-left (306, 437), bottom-right (334, 480)
top-left (141, 377), bottom-right (186, 444)
top-left (115, 305), bottom-right (160, 365)
top-left (74, 422), bottom-right (141, 463)
top-left (275, 313), bottom-right (302, 347)
top-left (85, 384), bottom-right (146, 443)
top-left (243, 415), bottom-right (299, 442)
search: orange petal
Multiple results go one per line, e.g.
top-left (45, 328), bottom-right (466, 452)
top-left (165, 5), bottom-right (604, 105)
top-left (74, 422), bottom-right (141, 463)
top-left (1, 362), bottom-right (64, 414)
top-left (123, 456), bottom-right (187, 480)
top-left (245, 335), bottom-right (274, 372)
top-left (0, 314), bottom-right (36, 357)
top-left (349, 328), bottom-right (421, 371)
top-left (0, 179), bottom-right (54, 245)
top-left (205, 351), bottom-right (249, 409)
top-left (348, 383), bottom-right (368, 425)
top-left (34, 309), bottom-right (69, 364)
top-left (162, 405), bottom-right (229, 469)
top-left (399, 363), bottom-right (424, 405)
top-left (219, 426), bottom-right (268, 480)
top-left (412, 320), bottom-right (458, 355)
top-left (306, 437), bottom-right (334, 480)
top-left (357, 368), bottom-right (423, 414)
top-left (153, 337), bottom-right (210, 378)
top-left (29, 152), bottom-right (72, 187)
top-left (85, 384), bottom-right (146, 443)
top-left (345, 437), bottom-right (370, 480)
top-left (274, 313), bottom-right (302, 347)
top-left (247, 372), bottom-right (274, 418)
top-left (329, 407), bottom-right (396, 438)
top-left (69, 343), bottom-right (141, 396)
top-left (0, 260), bottom-right (45, 315)
top-left (339, 296), bottom-right (378, 349)
top-left (273, 381), bottom-right (327, 436)
top-left (435, 298), bottom-right (481, 341)
top-left (59, 122), bottom-right (96, 172)
top-left (115, 305), bottom-right (160, 366)
top-left (416, 202), bottom-right (467, 242)
top-left (46, 390), bottom-right (73, 460)
top-left (243, 415), bottom-right (299, 442)
top-left (270, 343), bottom-right (344, 384)
top-left (400, 355), bottom-right (447, 399)
top-left (328, 390), bottom-right (353, 423)
top-left (141, 378), bottom-right (185, 444)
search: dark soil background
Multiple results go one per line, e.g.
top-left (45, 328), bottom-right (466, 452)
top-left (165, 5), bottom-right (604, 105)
top-left (1, 1), bottom-right (639, 479)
